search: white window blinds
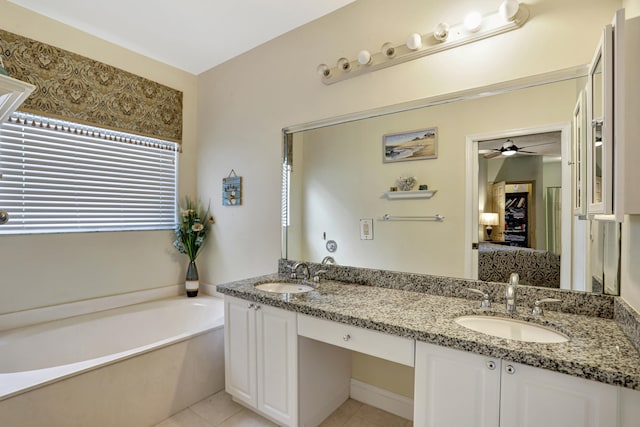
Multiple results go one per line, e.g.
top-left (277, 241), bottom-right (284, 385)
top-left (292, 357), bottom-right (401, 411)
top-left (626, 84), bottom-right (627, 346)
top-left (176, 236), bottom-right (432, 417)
top-left (0, 112), bottom-right (178, 234)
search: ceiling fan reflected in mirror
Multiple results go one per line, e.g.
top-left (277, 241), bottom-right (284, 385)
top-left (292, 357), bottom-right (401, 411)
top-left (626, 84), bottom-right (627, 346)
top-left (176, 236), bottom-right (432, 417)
top-left (481, 139), bottom-right (556, 159)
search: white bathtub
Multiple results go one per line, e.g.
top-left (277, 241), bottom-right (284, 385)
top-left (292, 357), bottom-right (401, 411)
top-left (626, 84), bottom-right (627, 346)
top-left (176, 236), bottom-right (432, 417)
top-left (0, 296), bottom-right (225, 427)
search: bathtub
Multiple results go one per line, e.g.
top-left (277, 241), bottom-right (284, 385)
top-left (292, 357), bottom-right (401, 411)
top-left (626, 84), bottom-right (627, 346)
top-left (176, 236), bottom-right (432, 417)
top-left (0, 295), bottom-right (225, 427)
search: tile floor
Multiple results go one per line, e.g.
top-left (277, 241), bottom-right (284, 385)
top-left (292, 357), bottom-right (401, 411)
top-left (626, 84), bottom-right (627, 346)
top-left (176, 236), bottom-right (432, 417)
top-left (154, 391), bottom-right (412, 427)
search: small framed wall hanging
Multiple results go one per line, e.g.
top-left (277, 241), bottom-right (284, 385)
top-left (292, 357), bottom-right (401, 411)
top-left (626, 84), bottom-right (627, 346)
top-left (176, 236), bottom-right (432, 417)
top-left (222, 170), bottom-right (242, 206)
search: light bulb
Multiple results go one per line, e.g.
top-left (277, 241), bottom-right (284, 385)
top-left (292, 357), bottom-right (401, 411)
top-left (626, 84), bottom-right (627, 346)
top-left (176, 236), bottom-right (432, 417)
top-left (502, 149), bottom-right (516, 156)
top-left (406, 33), bottom-right (422, 50)
top-left (433, 22), bottom-right (450, 41)
top-left (337, 57), bottom-right (351, 72)
top-left (381, 42), bottom-right (396, 58)
top-left (464, 11), bottom-right (483, 32)
top-left (316, 64), bottom-right (331, 78)
top-left (499, 0), bottom-right (520, 21)
top-left (357, 50), bottom-right (372, 65)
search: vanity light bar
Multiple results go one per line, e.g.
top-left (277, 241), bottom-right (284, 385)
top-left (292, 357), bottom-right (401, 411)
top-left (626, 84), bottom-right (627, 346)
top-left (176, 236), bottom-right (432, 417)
top-left (317, 2), bottom-right (529, 85)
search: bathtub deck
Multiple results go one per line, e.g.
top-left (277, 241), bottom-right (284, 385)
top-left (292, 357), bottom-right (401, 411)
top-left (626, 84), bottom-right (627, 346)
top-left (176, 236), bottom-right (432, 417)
top-left (154, 391), bottom-right (412, 427)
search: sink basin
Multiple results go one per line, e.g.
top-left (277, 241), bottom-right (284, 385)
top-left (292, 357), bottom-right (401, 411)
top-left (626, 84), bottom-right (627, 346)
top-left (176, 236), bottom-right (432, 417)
top-left (455, 315), bottom-right (569, 343)
top-left (254, 282), bottom-right (315, 294)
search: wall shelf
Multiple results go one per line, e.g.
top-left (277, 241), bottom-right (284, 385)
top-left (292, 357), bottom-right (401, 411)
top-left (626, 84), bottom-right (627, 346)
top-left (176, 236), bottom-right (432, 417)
top-left (383, 190), bottom-right (437, 199)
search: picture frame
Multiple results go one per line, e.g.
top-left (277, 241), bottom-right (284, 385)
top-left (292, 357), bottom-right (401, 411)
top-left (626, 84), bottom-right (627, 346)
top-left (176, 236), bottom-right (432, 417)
top-left (383, 127), bottom-right (438, 163)
top-left (222, 170), bottom-right (242, 206)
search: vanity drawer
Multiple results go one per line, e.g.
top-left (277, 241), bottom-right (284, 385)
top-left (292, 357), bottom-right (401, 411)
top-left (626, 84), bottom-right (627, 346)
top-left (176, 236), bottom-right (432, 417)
top-left (297, 314), bottom-right (414, 367)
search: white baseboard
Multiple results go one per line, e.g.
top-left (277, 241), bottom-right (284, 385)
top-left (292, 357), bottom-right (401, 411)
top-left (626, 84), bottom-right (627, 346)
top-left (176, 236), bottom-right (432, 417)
top-left (350, 379), bottom-right (414, 421)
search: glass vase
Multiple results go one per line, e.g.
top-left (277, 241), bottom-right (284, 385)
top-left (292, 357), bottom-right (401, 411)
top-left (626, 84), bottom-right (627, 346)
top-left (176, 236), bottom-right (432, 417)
top-left (185, 260), bottom-right (199, 297)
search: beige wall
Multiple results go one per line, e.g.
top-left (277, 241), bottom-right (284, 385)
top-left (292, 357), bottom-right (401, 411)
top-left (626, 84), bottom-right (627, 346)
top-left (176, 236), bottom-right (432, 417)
top-left (0, 0), bottom-right (198, 314)
top-left (624, 0), bottom-right (640, 16)
top-left (351, 352), bottom-right (415, 398)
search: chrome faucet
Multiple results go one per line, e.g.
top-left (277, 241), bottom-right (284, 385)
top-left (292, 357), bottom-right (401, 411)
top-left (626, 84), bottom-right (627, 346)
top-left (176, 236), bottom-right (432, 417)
top-left (290, 262), bottom-right (310, 281)
top-left (505, 273), bottom-right (519, 314)
top-left (531, 298), bottom-right (561, 316)
top-left (312, 269), bottom-right (328, 283)
top-left (321, 256), bottom-right (336, 265)
top-left (467, 288), bottom-right (491, 309)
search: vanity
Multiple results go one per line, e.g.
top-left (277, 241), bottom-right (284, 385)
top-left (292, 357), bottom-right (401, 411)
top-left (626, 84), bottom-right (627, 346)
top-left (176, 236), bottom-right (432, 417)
top-left (217, 263), bottom-right (640, 427)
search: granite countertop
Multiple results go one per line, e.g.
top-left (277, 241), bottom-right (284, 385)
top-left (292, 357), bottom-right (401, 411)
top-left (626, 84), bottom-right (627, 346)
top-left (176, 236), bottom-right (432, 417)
top-left (216, 273), bottom-right (640, 390)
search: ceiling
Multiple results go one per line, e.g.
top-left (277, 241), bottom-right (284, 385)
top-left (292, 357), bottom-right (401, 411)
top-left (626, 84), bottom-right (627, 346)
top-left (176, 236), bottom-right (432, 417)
top-left (8, 0), bottom-right (356, 75)
top-left (479, 132), bottom-right (562, 160)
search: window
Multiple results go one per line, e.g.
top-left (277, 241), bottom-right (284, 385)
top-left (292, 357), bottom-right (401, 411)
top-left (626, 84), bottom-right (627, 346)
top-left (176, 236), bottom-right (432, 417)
top-left (281, 134), bottom-right (292, 228)
top-left (0, 112), bottom-right (178, 234)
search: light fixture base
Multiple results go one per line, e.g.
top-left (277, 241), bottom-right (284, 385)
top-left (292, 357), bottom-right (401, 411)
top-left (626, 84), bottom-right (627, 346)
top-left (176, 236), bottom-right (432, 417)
top-left (319, 5), bottom-right (529, 85)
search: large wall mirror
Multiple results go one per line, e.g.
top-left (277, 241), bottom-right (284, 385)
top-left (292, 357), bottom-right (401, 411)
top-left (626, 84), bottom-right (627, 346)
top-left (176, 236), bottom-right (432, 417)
top-left (282, 70), bottom-right (621, 294)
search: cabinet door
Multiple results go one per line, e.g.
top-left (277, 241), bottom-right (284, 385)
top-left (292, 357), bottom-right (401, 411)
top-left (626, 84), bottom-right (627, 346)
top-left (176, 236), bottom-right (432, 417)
top-left (492, 181), bottom-right (506, 242)
top-left (616, 11), bottom-right (640, 219)
top-left (572, 90), bottom-right (587, 216)
top-left (586, 24), bottom-right (613, 215)
top-left (224, 296), bottom-right (257, 407)
top-left (500, 362), bottom-right (618, 427)
top-left (256, 304), bottom-right (298, 426)
top-left (414, 342), bottom-right (500, 427)
top-left (620, 387), bottom-right (640, 427)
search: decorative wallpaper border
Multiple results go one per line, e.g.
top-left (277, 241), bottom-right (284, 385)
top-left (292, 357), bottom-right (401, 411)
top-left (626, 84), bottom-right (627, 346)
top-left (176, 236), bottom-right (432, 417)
top-left (0, 29), bottom-right (183, 143)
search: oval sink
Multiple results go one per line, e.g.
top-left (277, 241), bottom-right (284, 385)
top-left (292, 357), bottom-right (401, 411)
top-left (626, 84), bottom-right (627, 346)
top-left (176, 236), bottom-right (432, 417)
top-left (255, 282), bottom-right (315, 294)
top-left (455, 315), bottom-right (569, 343)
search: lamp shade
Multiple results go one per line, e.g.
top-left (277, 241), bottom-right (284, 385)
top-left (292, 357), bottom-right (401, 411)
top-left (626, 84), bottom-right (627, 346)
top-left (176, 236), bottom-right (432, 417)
top-left (480, 212), bottom-right (499, 226)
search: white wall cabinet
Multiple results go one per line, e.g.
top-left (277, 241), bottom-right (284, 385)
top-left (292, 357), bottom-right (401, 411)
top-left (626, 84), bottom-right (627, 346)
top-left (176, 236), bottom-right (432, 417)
top-left (414, 342), bottom-right (621, 427)
top-left (585, 10), bottom-right (640, 219)
top-left (586, 20), bottom-right (613, 215)
top-left (224, 295), bottom-right (298, 426)
top-left (0, 74), bottom-right (35, 124)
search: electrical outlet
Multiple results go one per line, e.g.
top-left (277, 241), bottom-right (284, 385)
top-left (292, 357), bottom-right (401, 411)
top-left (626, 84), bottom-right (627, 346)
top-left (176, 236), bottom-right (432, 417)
top-left (360, 218), bottom-right (373, 240)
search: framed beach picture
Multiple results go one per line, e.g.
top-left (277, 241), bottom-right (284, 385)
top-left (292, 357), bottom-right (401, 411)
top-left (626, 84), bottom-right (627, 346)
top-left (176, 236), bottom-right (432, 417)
top-left (383, 127), bottom-right (438, 163)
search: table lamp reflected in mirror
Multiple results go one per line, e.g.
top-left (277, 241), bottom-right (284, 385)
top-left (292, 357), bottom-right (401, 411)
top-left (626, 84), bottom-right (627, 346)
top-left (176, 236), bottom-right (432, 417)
top-left (480, 213), bottom-right (500, 241)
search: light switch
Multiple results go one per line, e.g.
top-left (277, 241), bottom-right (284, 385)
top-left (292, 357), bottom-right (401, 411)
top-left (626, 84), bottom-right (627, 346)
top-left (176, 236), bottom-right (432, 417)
top-left (360, 218), bottom-right (373, 240)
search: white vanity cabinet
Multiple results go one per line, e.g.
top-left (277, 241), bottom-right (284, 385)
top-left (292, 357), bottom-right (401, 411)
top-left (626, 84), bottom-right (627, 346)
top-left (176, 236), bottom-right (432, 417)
top-left (414, 341), bottom-right (501, 426)
top-left (297, 314), bottom-right (415, 367)
top-left (414, 342), bottom-right (620, 427)
top-left (499, 361), bottom-right (617, 427)
top-left (224, 295), bottom-right (298, 426)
